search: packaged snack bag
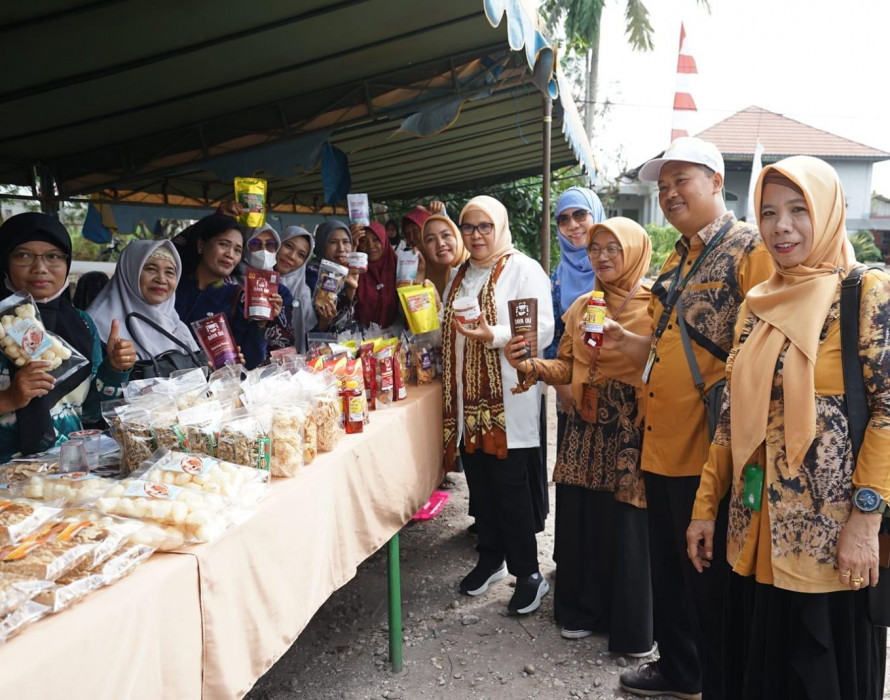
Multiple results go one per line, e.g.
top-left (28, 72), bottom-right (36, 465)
top-left (347, 193), bottom-right (370, 227)
top-left (192, 313), bottom-right (238, 369)
top-left (374, 347), bottom-right (395, 409)
top-left (313, 259), bottom-right (349, 307)
top-left (508, 298), bottom-right (538, 358)
top-left (398, 284), bottom-right (439, 335)
top-left (233, 177), bottom-right (267, 228)
top-left (245, 269), bottom-right (279, 321)
top-left (396, 246), bottom-right (420, 287)
top-left (411, 335), bottom-right (435, 385)
top-left (0, 292), bottom-right (88, 381)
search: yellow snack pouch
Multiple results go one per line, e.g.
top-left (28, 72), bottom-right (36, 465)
top-left (234, 177), bottom-right (267, 228)
top-left (398, 285), bottom-right (440, 335)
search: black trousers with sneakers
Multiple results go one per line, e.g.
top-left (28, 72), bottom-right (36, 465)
top-left (644, 472), bottom-right (729, 699)
top-left (462, 447), bottom-right (541, 578)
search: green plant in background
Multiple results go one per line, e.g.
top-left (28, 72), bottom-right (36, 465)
top-left (850, 230), bottom-right (883, 263)
top-left (644, 222), bottom-right (680, 277)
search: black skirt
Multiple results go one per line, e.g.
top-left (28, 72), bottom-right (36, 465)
top-left (724, 573), bottom-right (886, 700)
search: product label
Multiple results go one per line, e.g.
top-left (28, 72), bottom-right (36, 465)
top-left (46, 472), bottom-right (96, 482)
top-left (123, 480), bottom-right (183, 500)
top-left (158, 452), bottom-right (213, 477)
top-left (348, 396), bottom-right (364, 422)
top-left (419, 348), bottom-right (432, 371)
top-left (7, 318), bottom-right (52, 360)
top-left (256, 437), bottom-right (272, 472)
top-left (584, 305), bottom-right (606, 333)
top-left (406, 293), bottom-right (430, 313)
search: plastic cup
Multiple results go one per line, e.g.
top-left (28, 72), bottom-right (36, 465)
top-left (59, 439), bottom-right (89, 474)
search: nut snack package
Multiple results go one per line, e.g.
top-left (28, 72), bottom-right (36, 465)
top-left (0, 291), bottom-right (88, 381)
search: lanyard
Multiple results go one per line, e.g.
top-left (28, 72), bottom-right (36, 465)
top-left (643, 218), bottom-right (734, 384)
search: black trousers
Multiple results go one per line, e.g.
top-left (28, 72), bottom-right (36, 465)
top-left (645, 472), bottom-right (729, 699)
top-left (553, 485), bottom-right (654, 653)
top-left (462, 447), bottom-right (540, 578)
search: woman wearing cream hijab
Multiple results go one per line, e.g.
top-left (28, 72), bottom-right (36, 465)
top-left (442, 195), bottom-right (554, 616)
top-left (507, 217), bottom-right (655, 655)
top-left (419, 213), bottom-right (468, 298)
top-left (687, 156), bottom-right (889, 699)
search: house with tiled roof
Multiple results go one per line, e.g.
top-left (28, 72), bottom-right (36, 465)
top-left (609, 106), bottom-right (890, 234)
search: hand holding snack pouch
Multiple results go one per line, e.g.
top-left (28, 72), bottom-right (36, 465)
top-left (508, 298), bottom-right (538, 359)
top-left (347, 193), bottom-right (370, 227)
top-left (244, 269), bottom-right (279, 321)
top-left (233, 177), bottom-right (267, 228)
top-left (313, 259), bottom-right (349, 307)
top-left (192, 313), bottom-right (238, 370)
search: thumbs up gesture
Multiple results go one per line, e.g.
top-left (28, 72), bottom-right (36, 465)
top-left (107, 319), bottom-right (136, 372)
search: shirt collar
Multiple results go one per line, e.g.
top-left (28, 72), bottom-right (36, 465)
top-left (675, 211), bottom-right (736, 255)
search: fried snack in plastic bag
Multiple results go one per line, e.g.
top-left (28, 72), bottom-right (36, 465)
top-left (215, 408), bottom-right (272, 471)
top-left (0, 601), bottom-right (50, 642)
top-left (313, 259), bottom-right (348, 307)
top-left (139, 448), bottom-right (268, 504)
top-left (0, 499), bottom-right (64, 546)
top-left (17, 473), bottom-right (115, 506)
top-left (178, 401), bottom-right (224, 457)
top-left (0, 291), bottom-right (87, 380)
top-left (0, 574), bottom-right (53, 618)
top-left (234, 176), bottom-right (267, 228)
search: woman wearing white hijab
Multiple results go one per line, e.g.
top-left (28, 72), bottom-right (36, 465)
top-left (276, 225), bottom-right (316, 353)
top-left (87, 240), bottom-right (199, 362)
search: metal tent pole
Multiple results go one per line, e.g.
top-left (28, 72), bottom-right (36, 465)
top-left (387, 534), bottom-right (403, 672)
top-left (541, 96), bottom-right (552, 274)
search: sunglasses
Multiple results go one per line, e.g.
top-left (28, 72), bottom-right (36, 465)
top-left (247, 239), bottom-right (278, 252)
top-left (556, 209), bottom-right (591, 227)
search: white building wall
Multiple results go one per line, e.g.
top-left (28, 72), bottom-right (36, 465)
top-left (831, 161), bottom-right (873, 219)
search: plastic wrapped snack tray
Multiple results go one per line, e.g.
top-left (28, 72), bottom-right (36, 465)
top-left (17, 473), bottom-right (116, 507)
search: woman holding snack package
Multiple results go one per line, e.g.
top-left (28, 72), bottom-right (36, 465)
top-left (355, 221), bottom-right (399, 329)
top-left (686, 156), bottom-right (889, 699)
top-left (173, 214), bottom-right (274, 369)
top-left (506, 217), bottom-right (654, 654)
top-left (86, 240), bottom-right (202, 375)
top-left (443, 195), bottom-right (554, 615)
top-left (238, 223), bottom-right (292, 355)
top-left (275, 225), bottom-right (316, 353)
top-left (305, 220), bottom-right (361, 334)
top-left (0, 212), bottom-right (134, 460)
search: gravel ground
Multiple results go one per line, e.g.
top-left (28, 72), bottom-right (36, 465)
top-left (245, 389), bottom-right (890, 700)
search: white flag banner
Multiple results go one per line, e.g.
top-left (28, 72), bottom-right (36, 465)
top-left (746, 139), bottom-right (764, 222)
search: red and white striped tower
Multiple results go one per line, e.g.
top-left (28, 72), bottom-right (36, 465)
top-left (671, 22), bottom-right (697, 141)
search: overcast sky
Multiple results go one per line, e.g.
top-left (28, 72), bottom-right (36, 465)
top-left (584, 0), bottom-right (890, 198)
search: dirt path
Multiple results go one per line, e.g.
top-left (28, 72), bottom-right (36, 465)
top-left (245, 390), bottom-right (890, 699)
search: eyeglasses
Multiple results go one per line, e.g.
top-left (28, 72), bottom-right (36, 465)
top-left (556, 210), bottom-right (591, 227)
top-left (459, 222), bottom-right (494, 236)
top-left (9, 251), bottom-right (69, 268)
top-left (587, 245), bottom-right (623, 259)
top-left (247, 239), bottom-right (278, 252)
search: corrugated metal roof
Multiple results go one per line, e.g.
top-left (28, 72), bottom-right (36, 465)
top-left (695, 106), bottom-right (890, 160)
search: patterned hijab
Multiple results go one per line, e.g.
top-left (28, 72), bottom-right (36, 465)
top-left (555, 187), bottom-right (605, 311)
top-left (731, 156), bottom-right (856, 475)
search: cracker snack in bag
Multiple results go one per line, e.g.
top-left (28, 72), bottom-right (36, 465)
top-left (234, 177), bottom-right (267, 228)
top-left (398, 284), bottom-right (440, 335)
top-left (313, 259), bottom-right (349, 307)
top-left (0, 291), bottom-right (87, 379)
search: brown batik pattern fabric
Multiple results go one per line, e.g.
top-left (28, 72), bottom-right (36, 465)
top-left (553, 378), bottom-right (646, 508)
top-left (442, 256), bottom-right (510, 470)
top-left (723, 273), bottom-right (890, 582)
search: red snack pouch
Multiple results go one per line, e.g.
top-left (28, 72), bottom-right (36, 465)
top-left (244, 269), bottom-right (279, 321)
top-left (191, 313), bottom-right (238, 369)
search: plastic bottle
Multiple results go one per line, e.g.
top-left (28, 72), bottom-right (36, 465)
top-left (583, 291), bottom-right (607, 349)
top-left (342, 379), bottom-right (365, 434)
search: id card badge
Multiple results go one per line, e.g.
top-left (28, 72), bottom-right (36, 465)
top-left (642, 346), bottom-right (657, 385)
top-left (742, 464), bottom-right (764, 511)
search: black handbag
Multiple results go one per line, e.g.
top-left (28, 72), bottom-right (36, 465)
top-left (125, 312), bottom-right (207, 380)
top-left (839, 266), bottom-right (890, 627)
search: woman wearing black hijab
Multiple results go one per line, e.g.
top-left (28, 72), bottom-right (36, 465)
top-left (0, 213), bottom-right (135, 460)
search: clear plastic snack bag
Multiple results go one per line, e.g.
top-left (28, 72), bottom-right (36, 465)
top-left (0, 291), bottom-right (88, 381)
top-left (215, 407), bottom-right (272, 471)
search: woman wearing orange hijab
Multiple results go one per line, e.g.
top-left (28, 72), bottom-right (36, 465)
top-left (506, 217), bottom-right (655, 655)
top-left (419, 213), bottom-right (469, 298)
top-left (687, 156), bottom-right (889, 699)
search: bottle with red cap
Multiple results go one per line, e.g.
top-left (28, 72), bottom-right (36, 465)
top-left (583, 291), bottom-right (607, 349)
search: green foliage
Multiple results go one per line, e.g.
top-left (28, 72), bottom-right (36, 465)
top-left (623, 0), bottom-right (654, 51)
top-left (644, 222), bottom-right (679, 277)
top-left (850, 231), bottom-right (883, 263)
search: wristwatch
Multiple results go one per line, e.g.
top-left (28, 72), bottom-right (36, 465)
top-left (852, 487), bottom-right (888, 514)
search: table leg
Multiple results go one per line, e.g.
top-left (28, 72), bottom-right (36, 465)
top-left (387, 533), bottom-right (403, 672)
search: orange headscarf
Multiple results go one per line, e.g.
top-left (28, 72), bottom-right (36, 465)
top-left (730, 156), bottom-right (856, 475)
top-left (420, 214), bottom-right (469, 298)
top-left (564, 217), bottom-right (652, 407)
top-left (458, 196), bottom-right (518, 268)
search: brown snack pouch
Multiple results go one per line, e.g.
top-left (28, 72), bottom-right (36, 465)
top-left (508, 299), bottom-right (538, 359)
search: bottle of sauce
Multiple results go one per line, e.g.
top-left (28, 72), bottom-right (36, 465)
top-left (583, 291), bottom-right (607, 349)
top-left (342, 379), bottom-right (365, 434)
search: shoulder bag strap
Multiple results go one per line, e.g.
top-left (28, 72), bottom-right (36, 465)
top-left (675, 293), bottom-right (708, 403)
top-left (125, 312), bottom-right (203, 366)
top-left (840, 266), bottom-right (869, 458)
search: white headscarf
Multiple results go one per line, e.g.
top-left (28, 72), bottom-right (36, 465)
top-left (87, 240), bottom-right (199, 359)
top-left (278, 225), bottom-right (316, 352)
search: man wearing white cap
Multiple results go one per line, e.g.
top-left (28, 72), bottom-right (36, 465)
top-left (606, 137), bottom-right (773, 699)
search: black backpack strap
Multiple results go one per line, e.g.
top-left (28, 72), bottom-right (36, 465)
top-left (840, 266), bottom-right (869, 459)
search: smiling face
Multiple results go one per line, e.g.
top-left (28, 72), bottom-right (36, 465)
top-left (557, 207), bottom-right (593, 247)
top-left (422, 220), bottom-right (458, 266)
top-left (197, 229), bottom-right (243, 279)
top-left (403, 221), bottom-right (421, 247)
top-left (276, 236), bottom-right (311, 274)
top-left (587, 229), bottom-right (624, 283)
top-left (139, 255), bottom-right (178, 305)
top-left (657, 161), bottom-right (725, 236)
top-left (363, 230), bottom-right (384, 263)
top-left (324, 228), bottom-right (352, 266)
top-left (7, 241), bottom-right (68, 300)
top-left (459, 210), bottom-right (495, 262)
top-left (759, 182), bottom-right (814, 269)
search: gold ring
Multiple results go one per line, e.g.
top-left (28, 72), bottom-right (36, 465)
top-left (842, 569), bottom-right (852, 578)
top-left (852, 577), bottom-right (864, 586)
